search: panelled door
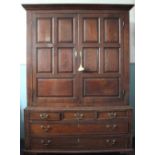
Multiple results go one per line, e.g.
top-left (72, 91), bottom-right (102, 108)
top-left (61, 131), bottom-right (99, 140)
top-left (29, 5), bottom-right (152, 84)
top-left (79, 13), bottom-right (125, 104)
top-left (31, 12), bottom-right (125, 106)
top-left (32, 13), bottom-right (79, 105)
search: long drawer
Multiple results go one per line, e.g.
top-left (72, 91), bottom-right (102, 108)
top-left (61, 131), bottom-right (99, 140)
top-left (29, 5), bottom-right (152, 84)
top-left (30, 135), bottom-right (129, 150)
top-left (30, 121), bottom-right (129, 136)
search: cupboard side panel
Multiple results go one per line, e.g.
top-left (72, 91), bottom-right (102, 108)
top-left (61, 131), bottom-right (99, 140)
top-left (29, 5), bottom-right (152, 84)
top-left (27, 11), bottom-right (33, 106)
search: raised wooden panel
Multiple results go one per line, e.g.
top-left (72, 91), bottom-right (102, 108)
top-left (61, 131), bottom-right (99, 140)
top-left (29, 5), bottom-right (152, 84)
top-left (104, 18), bottom-right (120, 43)
top-left (58, 48), bottom-right (73, 73)
top-left (37, 48), bottom-right (52, 73)
top-left (58, 18), bottom-right (73, 43)
top-left (37, 18), bottom-right (51, 42)
top-left (37, 79), bottom-right (73, 97)
top-left (83, 48), bottom-right (99, 72)
top-left (84, 78), bottom-right (119, 96)
top-left (104, 48), bottom-right (119, 72)
top-left (83, 18), bottom-right (99, 43)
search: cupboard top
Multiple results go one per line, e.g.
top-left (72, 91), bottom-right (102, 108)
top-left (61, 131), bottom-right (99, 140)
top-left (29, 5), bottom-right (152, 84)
top-left (22, 4), bottom-right (134, 11)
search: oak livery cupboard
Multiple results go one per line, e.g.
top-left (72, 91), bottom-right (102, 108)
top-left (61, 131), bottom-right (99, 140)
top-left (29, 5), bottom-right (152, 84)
top-left (22, 4), bottom-right (134, 155)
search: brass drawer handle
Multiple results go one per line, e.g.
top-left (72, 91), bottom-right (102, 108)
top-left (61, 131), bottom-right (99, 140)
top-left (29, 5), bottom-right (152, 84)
top-left (113, 124), bottom-right (117, 128)
top-left (74, 113), bottom-right (77, 117)
top-left (41, 139), bottom-right (51, 146)
top-left (108, 112), bottom-right (117, 119)
top-left (106, 139), bottom-right (110, 143)
top-left (112, 139), bottom-right (116, 145)
top-left (40, 125), bottom-right (51, 132)
top-left (74, 112), bottom-right (84, 120)
top-left (106, 124), bottom-right (110, 128)
top-left (113, 112), bottom-right (117, 117)
top-left (106, 124), bottom-right (117, 129)
top-left (77, 138), bottom-right (80, 143)
top-left (79, 113), bottom-right (84, 120)
top-left (106, 139), bottom-right (116, 145)
top-left (40, 113), bottom-right (48, 120)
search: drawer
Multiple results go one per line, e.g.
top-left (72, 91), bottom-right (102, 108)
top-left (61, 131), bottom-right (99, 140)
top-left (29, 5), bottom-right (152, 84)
top-left (78, 136), bottom-right (129, 149)
top-left (31, 137), bottom-right (77, 149)
top-left (30, 136), bottom-right (129, 150)
top-left (30, 112), bottom-right (61, 121)
top-left (63, 111), bottom-right (97, 120)
top-left (30, 121), bottom-right (129, 136)
top-left (29, 110), bottom-right (127, 121)
top-left (98, 111), bottom-right (127, 120)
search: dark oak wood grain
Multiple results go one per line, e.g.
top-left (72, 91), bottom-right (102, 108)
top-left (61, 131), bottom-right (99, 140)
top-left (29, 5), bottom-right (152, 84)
top-left (83, 48), bottom-right (99, 72)
top-left (30, 121), bottom-right (129, 136)
top-left (83, 18), bottom-right (99, 43)
top-left (58, 18), bottom-right (73, 43)
top-left (104, 18), bottom-right (120, 43)
top-left (37, 48), bottom-right (52, 73)
top-left (58, 48), bottom-right (74, 73)
top-left (37, 79), bottom-right (73, 97)
top-left (37, 18), bottom-right (51, 43)
top-left (104, 48), bottom-right (120, 72)
top-left (30, 135), bottom-right (129, 150)
top-left (84, 78), bottom-right (119, 96)
top-left (23, 4), bottom-right (134, 155)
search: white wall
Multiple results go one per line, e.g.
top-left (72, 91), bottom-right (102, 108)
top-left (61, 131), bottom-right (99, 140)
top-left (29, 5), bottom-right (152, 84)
top-left (21, 0), bottom-right (134, 4)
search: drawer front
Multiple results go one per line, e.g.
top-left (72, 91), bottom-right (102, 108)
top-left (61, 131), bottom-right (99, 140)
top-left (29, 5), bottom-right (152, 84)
top-left (30, 112), bottom-right (61, 121)
top-left (31, 137), bottom-right (76, 149)
top-left (63, 111), bottom-right (97, 120)
top-left (29, 110), bottom-right (128, 121)
top-left (30, 122), bottom-right (129, 136)
top-left (78, 136), bottom-right (129, 149)
top-left (98, 111), bottom-right (127, 120)
top-left (30, 136), bottom-right (129, 150)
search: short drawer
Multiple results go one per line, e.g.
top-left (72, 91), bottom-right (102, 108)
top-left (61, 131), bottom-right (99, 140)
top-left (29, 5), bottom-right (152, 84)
top-left (30, 136), bottom-right (129, 150)
top-left (30, 112), bottom-right (61, 121)
top-left (98, 111), bottom-right (127, 120)
top-left (63, 111), bottom-right (97, 120)
top-left (30, 121), bottom-right (129, 136)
